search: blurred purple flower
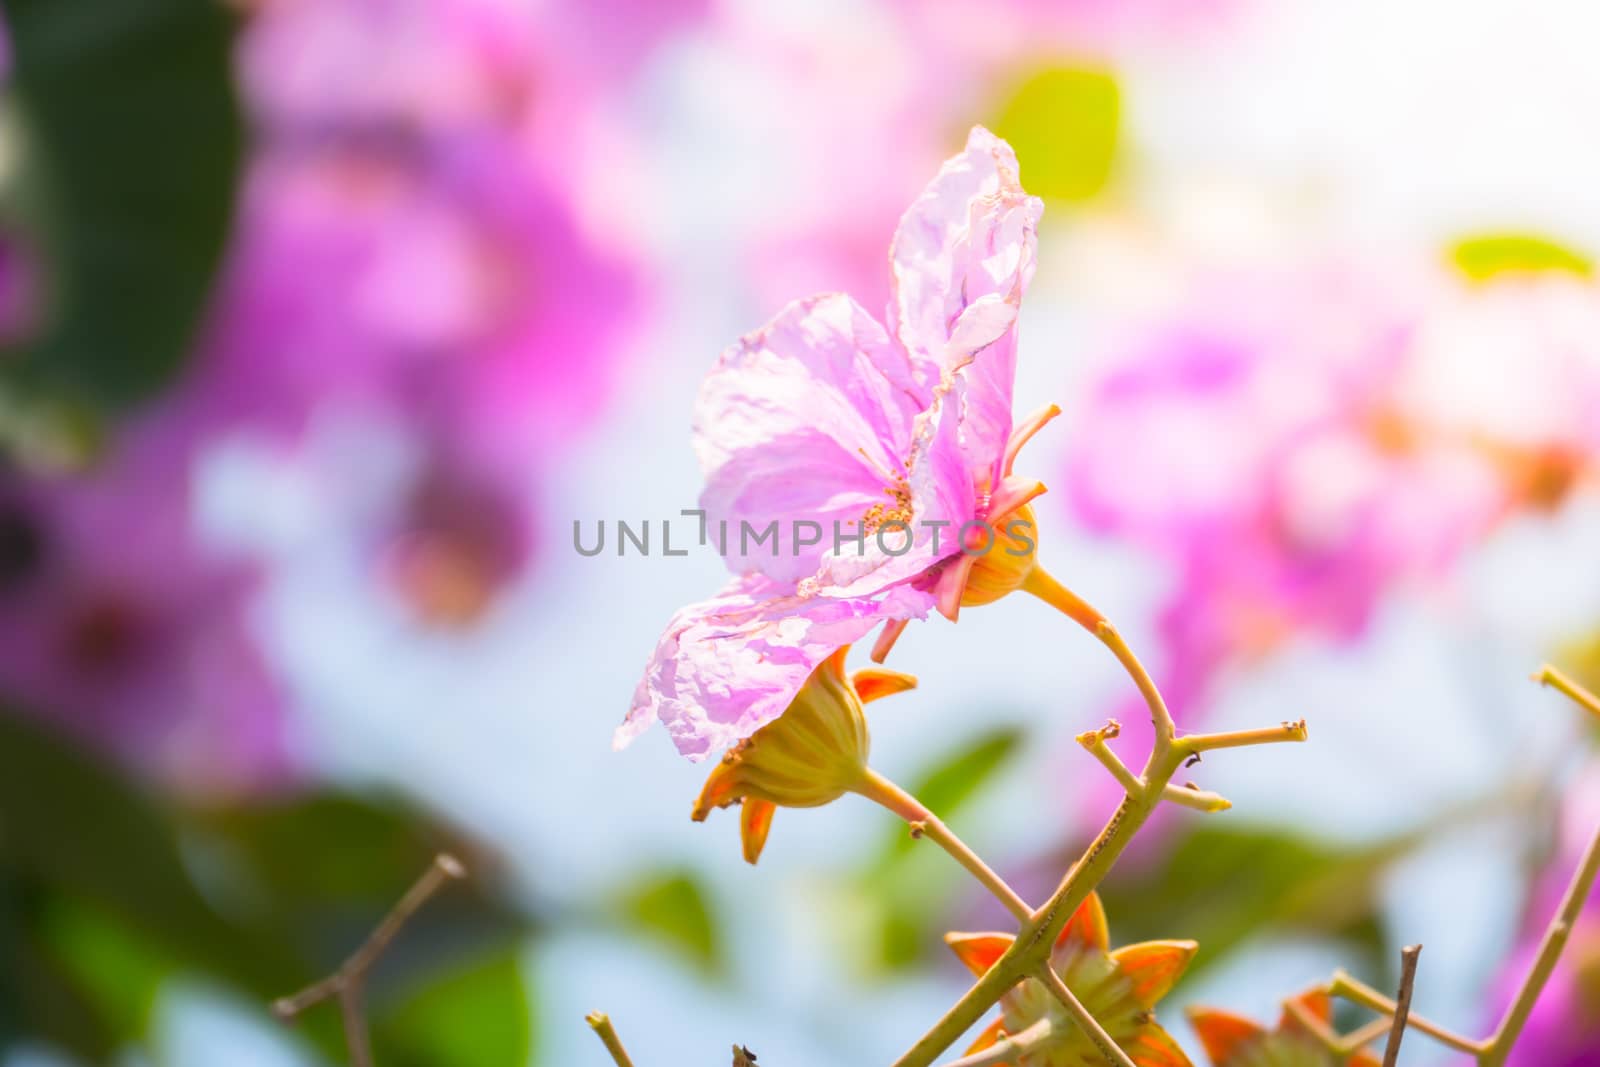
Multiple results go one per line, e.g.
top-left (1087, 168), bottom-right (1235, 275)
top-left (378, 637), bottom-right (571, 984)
top-left (1068, 262), bottom-right (1506, 712)
top-left (0, 421), bottom-right (293, 795)
top-left (192, 0), bottom-right (661, 622)
top-left (621, 127), bottom-right (1047, 760)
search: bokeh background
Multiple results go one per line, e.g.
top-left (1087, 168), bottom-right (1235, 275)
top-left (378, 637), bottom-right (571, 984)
top-left (3, 0), bottom-right (1600, 1064)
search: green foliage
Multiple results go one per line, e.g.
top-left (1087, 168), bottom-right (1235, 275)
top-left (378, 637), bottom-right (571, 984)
top-left (1449, 233), bottom-right (1593, 281)
top-left (0, 712), bottom-right (535, 1060)
top-left (861, 726), bottom-right (1025, 972)
top-left (1, 0), bottom-right (243, 415)
top-left (991, 66), bottom-right (1121, 203)
top-left (613, 869), bottom-right (724, 978)
top-left (384, 951), bottom-right (534, 1067)
top-left (1100, 823), bottom-right (1406, 979)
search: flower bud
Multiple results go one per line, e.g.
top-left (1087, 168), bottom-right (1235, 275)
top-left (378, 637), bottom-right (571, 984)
top-left (960, 503), bottom-right (1040, 608)
top-left (692, 646), bottom-right (916, 863)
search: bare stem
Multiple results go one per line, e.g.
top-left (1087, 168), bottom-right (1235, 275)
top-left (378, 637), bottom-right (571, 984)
top-left (586, 1013), bottom-right (638, 1067)
top-left (1476, 667), bottom-right (1600, 1066)
top-left (1328, 971), bottom-right (1485, 1057)
top-left (1023, 568), bottom-right (1175, 751)
top-left (941, 1017), bottom-right (1055, 1067)
top-left (1382, 945), bottom-right (1422, 1067)
top-left (856, 768), bottom-right (1033, 923)
top-left (1177, 720), bottom-right (1309, 756)
top-left (1481, 815), bottom-right (1600, 1066)
top-left (273, 853), bottom-right (467, 1066)
top-left (1534, 663), bottom-right (1600, 721)
top-left (889, 565), bottom-right (1309, 1067)
top-left (1033, 965), bottom-right (1138, 1067)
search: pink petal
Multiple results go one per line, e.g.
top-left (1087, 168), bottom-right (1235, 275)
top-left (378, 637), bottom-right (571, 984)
top-left (889, 126), bottom-right (1043, 487)
top-left (694, 293), bottom-right (928, 582)
top-left (806, 380), bottom-right (977, 596)
top-left (618, 575), bottom-right (934, 761)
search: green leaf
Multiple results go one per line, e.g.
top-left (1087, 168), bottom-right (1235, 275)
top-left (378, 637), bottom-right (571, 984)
top-left (0, 712), bottom-right (299, 995)
top-left (2, 0), bottom-right (243, 412)
top-left (37, 895), bottom-right (171, 1040)
top-left (991, 66), bottom-right (1121, 203)
top-left (1100, 823), bottom-right (1406, 979)
top-left (613, 870), bottom-right (723, 978)
top-left (1449, 233), bottom-right (1593, 282)
top-left (381, 951), bottom-right (533, 1067)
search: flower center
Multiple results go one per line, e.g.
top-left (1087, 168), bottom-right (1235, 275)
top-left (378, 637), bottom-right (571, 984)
top-left (861, 477), bottom-right (914, 534)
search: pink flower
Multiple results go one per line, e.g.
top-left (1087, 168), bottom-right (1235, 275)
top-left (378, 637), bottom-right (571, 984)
top-left (192, 0), bottom-right (652, 620)
top-left (1068, 262), bottom-right (1506, 712)
top-left (0, 423), bottom-right (293, 796)
top-left (621, 127), bottom-right (1051, 760)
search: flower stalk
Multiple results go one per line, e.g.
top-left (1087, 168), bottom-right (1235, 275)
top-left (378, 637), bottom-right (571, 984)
top-left (1303, 666), bottom-right (1600, 1066)
top-left (890, 597), bottom-right (1308, 1067)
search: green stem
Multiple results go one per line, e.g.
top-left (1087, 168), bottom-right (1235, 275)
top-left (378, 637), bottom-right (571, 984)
top-left (586, 1012), bottom-right (638, 1067)
top-left (1481, 815), bottom-right (1600, 1066)
top-left (1034, 964), bottom-right (1138, 1067)
top-left (891, 573), bottom-right (1306, 1067)
top-left (941, 1017), bottom-right (1056, 1067)
top-left (855, 768), bottom-right (1034, 923)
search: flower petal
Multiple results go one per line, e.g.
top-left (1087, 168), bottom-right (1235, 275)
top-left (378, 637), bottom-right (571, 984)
top-left (695, 292), bottom-right (927, 582)
top-left (965, 1018), bottom-right (1010, 1056)
top-left (1056, 891), bottom-right (1110, 952)
top-left (889, 126), bottom-right (1043, 487)
top-left (618, 574), bottom-right (934, 761)
top-left (945, 931), bottom-right (1015, 977)
top-left (1185, 1008), bottom-right (1266, 1066)
top-left (1279, 989), bottom-right (1332, 1030)
top-left (1127, 1024), bottom-right (1195, 1067)
top-left (740, 799), bottom-right (776, 865)
top-left (808, 376), bottom-right (976, 596)
top-left (851, 666), bottom-right (918, 703)
top-left (1110, 940), bottom-right (1198, 1008)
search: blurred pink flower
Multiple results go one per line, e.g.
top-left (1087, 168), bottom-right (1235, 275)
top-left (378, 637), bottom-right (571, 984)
top-left (193, 0), bottom-right (661, 621)
top-left (621, 127), bottom-right (1048, 760)
top-left (1068, 262), bottom-right (1506, 711)
top-left (0, 422), bottom-right (293, 795)
top-left (1488, 763), bottom-right (1600, 1066)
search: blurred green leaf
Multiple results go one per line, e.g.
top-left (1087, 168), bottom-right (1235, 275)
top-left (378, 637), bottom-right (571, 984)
top-left (1100, 823), bottom-right (1407, 979)
top-left (613, 870), bottom-right (723, 978)
top-left (0, 712), bottom-right (299, 994)
top-left (2, 0), bottom-right (243, 412)
top-left (37, 895), bottom-right (170, 1040)
top-left (0, 880), bottom-right (118, 1059)
top-left (382, 951), bottom-right (533, 1067)
top-left (859, 726), bottom-right (1026, 972)
top-left (1449, 233), bottom-right (1593, 282)
top-left (991, 66), bottom-right (1121, 202)
top-left (0, 712), bottom-right (535, 1059)
top-left (877, 726), bottom-right (1024, 863)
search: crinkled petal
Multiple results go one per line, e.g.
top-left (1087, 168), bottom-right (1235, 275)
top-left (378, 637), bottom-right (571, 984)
top-left (889, 126), bottom-right (1043, 487)
top-left (618, 574), bottom-right (934, 761)
top-left (694, 293), bottom-right (927, 582)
